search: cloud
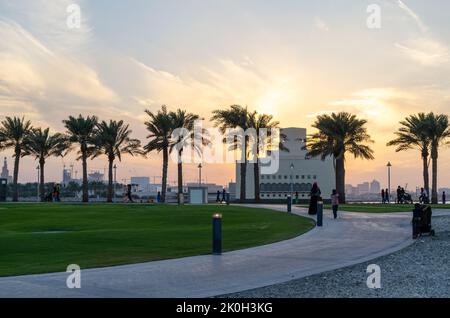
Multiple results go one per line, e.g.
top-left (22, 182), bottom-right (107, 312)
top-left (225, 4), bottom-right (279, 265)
top-left (396, 0), bottom-right (428, 33)
top-left (0, 9), bottom-right (117, 128)
top-left (395, 38), bottom-right (449, 66)
top-left (128, 57), bottom-right (302, 119)
top-left (314, 17), bottom-right (329, 32)
top-left (327, 88), bottom-right (418, 129)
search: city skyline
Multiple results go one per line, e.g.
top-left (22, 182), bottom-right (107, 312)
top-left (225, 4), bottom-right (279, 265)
top-left (1, 0), bottom-right (450, 188)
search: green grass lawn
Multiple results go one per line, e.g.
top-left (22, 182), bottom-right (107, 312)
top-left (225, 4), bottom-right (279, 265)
top-left (299, 203), bottom-right (450, 213)
top-left (0, 203), bottom-right (314, 277)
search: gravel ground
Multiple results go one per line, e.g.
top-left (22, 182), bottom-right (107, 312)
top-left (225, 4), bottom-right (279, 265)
top-left (222, 216), bottom-right (450, 298)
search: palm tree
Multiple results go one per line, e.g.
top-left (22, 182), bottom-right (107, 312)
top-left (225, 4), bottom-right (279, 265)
top-left (144, 106), bottom-right (174, 203)
top-left (91, 120), bottom-right (142, 203)
top-left (425, 113), bottom-right (450, 204)
top-left (248, 111), bottom-right (288, 202)
top-left (304, 112), bottom-right (374, 204)
top-left (387, 113), bottom-right (431, 198)
top-left (0, 117), bottom-right (33, 201)
top-left (211, 105), bottom-right (249, 203)
top-left (169, 109), bottom-right (209, 204)
top-left (22, 128), bottom-right (69, 201)
top-left (63, 115), bottom-right (98, 203)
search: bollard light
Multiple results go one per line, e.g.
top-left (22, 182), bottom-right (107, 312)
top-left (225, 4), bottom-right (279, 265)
top-left (317, 201), bottom-right (323, 227)
top-left (212, 213), bottom-right (222, 255)
top-left (287, 195), bottom-right (292, 213)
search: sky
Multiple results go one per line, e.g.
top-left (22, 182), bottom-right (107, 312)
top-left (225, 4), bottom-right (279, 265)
top-left (0, 0), bottom-right (450, 189)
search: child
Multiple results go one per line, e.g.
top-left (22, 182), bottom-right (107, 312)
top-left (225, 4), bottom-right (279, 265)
top-left (331, 189), bottom-right (339, 219)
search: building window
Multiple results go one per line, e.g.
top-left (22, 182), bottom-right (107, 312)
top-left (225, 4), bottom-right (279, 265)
top-left (302, 175), bottom-right (305, 179)
top-left (272, 175), bottom-right (276, 180)
top-left (278, 175), bottom-right (282, 179)
top-left (296, 175), bottom-right (299, 179)
top-left (307, 175), bottom-right (311, 179)
top-left (284, 175), bottom-right (288, 179)
top-left (261, 175), bottom-right (264, 180)
top-left (313, 175), bottom-right (317, 180)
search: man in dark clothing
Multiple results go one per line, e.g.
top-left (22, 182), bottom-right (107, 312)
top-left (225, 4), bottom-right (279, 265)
top-left (397, 186), bottom-right (402, 204)
top-left (381, 189), bottom-right (385, 204)
top-left (216, 190), bottom-right (221, 202)
top-left (222, 189), bottom-right (226, 202)
top-left (127, 184), bottom-right (133, 203)
top-left (443, 191), bottom-right (446, 205)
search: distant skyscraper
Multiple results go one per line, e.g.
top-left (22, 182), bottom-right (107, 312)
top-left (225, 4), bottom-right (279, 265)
top-left (357, 182), bottom-right (370, 195)
top-left (1, 157), bottom-right (12, 183)
top-left (370, 180), bottom-right (381, 194)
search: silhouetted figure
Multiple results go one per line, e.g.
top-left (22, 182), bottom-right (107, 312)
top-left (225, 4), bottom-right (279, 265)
top-left (56, 184), bottom-right (61, 202)
top-left (216, 190), bottom-right (221, 202)
top-left (385, 188), bottom-right (390, 203)
top-left (381, 189), bottom-right (385, 204)
top-left (397, 186), bottom-right (402, 204)
top-left (443, 191), bottom-right (446, 205)
top-left (157, 191), bottom-right (161, 203)
top-left (308, 182), bottom-right (321, 215)
top-left (419, 188), bottom-right (429, 204)
top-left (222, 188), bottom-right (226, 202)
top-left (331, 189), bottom-right (339, 219)
top-left (127, 184), bottom-right (133, 203)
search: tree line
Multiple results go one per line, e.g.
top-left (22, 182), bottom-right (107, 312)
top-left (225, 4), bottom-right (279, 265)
top-left (0, 107), bottom-right (449, 204)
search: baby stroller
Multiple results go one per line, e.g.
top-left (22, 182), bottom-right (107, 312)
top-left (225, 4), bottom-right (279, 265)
top-left (401, 192), bottom-right (413, 204)
top-left (412, 204), bottom-right (435, 239)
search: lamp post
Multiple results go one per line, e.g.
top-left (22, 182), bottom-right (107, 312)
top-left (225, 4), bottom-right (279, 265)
top-left (198, 163), bottom-right (202, 186)
top-left (387, 162), bottom-right (392, 203)
top-left (36, 165), bottom-right (40, 202)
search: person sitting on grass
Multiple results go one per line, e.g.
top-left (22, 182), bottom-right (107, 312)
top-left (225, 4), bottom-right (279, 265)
top-left (331, 189), bottom-right (339, 219)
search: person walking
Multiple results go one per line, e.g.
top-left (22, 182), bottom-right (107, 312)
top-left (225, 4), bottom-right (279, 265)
top-left (396, 186), bottom-right (402, 204)
top-left (157, 191), bottom-right (161, 203)
top-left (308, 182), bottom-right (321, 215)
top-left (222, 188), bottom-right (226, 203)
top-left (381, 189), bottom-right (385, 204)
top-left (385, 188), bottom-right (390, 203)
top-left (216, 190), bottom-right (221, 203)
top-left (443, 191), bottom-right (446, 205)
top-left (331, 189), bottom-right (339, 219)
top-left (126, 184), bottom-right (133, 203)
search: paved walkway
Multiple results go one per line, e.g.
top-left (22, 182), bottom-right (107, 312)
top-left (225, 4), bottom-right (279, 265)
top-left (0, 206), bottom-right (448, 298)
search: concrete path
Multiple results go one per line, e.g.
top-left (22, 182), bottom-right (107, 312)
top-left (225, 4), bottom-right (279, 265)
top-left (0, 206), bottom-right (448, 298)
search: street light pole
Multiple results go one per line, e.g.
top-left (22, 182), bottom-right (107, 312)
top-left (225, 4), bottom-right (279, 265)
top-left (387, 162), bottom-right (392, 203)
top-left (198, 163), bottom-right (202, 186)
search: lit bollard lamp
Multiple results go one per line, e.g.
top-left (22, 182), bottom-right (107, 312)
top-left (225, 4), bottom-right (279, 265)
top-left (212, 213), bottom-right (222, 255)
top-left (287, 195), bottom-right (292, 213)
top-left (317, 200), bottom-right (323, 227)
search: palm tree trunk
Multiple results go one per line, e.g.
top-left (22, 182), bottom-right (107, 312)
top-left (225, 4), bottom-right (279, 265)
top-left (107, 158), bottom-right (113, 203)
top-left (12, 148), bottom-right (21, 202)
top-left (254, 160), bottom-right (260, 202)
top-left (335, 155), bottom-right (346, 204)
top-left (240, 161), bottom-right (247, 203)
top-left (239, 137), bottom-right (248, 203)
top-left (177, 150), bottom-right (183, 205)
top-left (422, 153), bottom-right (430, 198)
top-left (39, 159), bottom-right (45, 202)
top-left (161, 147), bottom-right (168, 203)
top-left (82, 152), bottom-right (89, 203)
top-left (431, 147), bottom-right (438, 204)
